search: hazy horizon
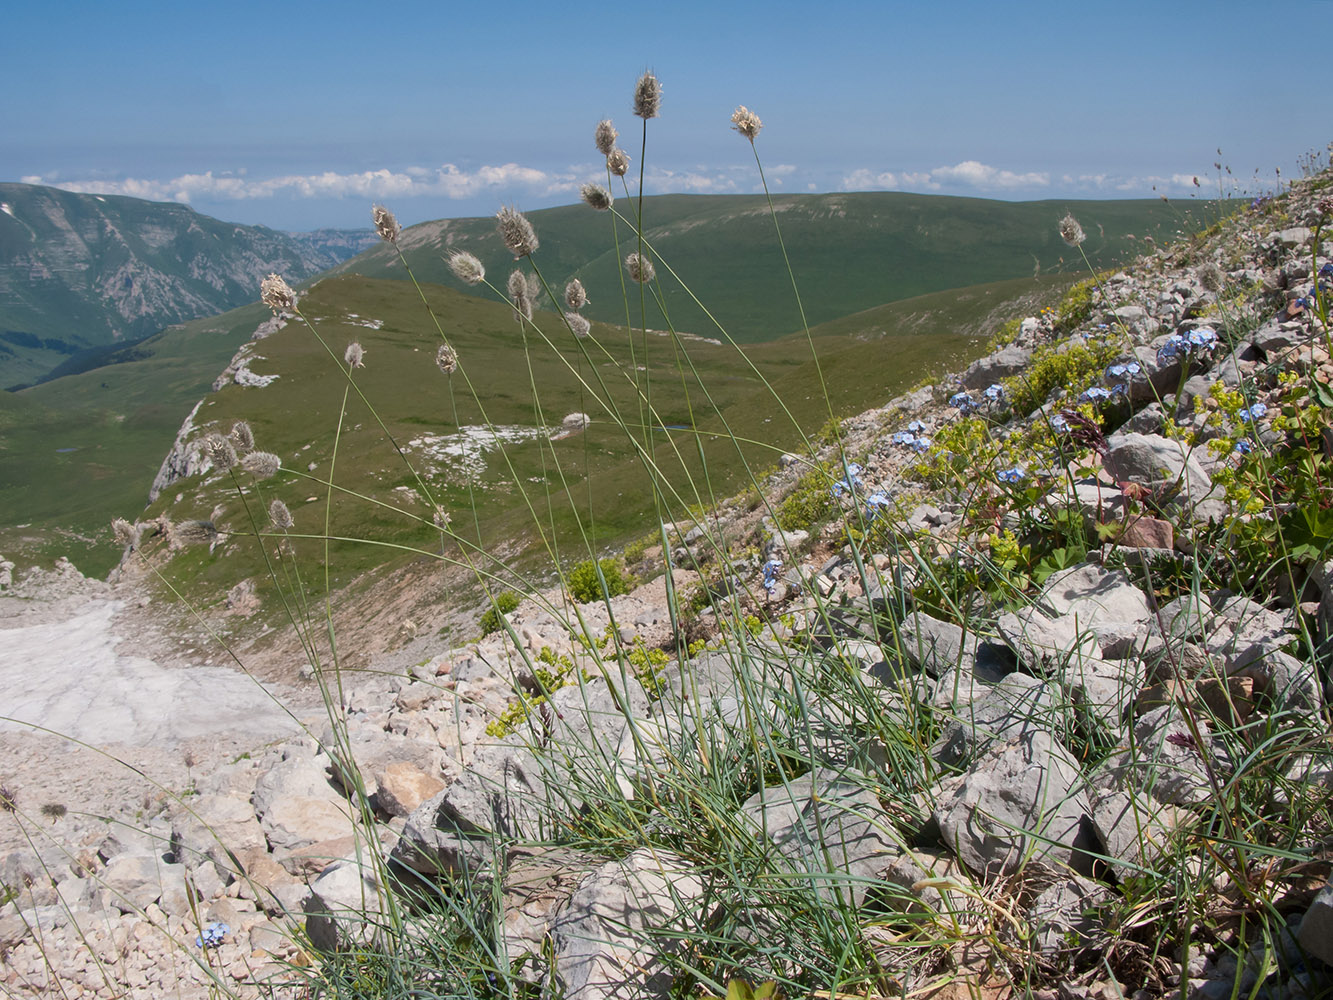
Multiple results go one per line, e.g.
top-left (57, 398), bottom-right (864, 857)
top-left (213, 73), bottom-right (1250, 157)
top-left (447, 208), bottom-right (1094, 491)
top-left (3, 0), bottom-right (1328, 231)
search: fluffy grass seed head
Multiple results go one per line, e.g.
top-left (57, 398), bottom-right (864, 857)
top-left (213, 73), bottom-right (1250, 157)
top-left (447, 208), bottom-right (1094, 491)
top-left (564, 278), bottom-right (588, 311)
top-left (448, 250), bottom-right (485, 285)
top-left (0, 785), bottom-right (14, 813)
top-left (432, 506), bottom-right (452, 530)
top-left (260, 272), bottom-right (296, 313)
top-left (508, 269), bottom-right (533, 322)
top-left (730, 105), bottom-right (763, 142)
top-left (625, 252), bottom-right (655, 284)
top-left (206, 433), bottom-right (237, 472)
top-left (344, 341), bottom-right (365, 369)
top-left (241, 451), bottom-right (281, 479)
top-left (435, 343), bottom-right (459, 374)
top-left (172, 520), bottom-right (218, 546)
top-left (566, 312), bottom-right (591, 338)
top-left (229, 420), bottom-right (254, 452)
top-left (111, 517), bottom-right (138, 547)
top-left (372, 204), bottom-right (401, 242)
top-left (580, 183), bottom-right (613, 211)
top-left (594, 119), bottom-right (618, 156)
top-left (496, 206), bottom-right (539, 258)
top-left (633, 72), bottom-right (661, 119)
top-left (607, 149), bottom-right (630, 177)
top-left (1059, 212), bottom-right (1086, 247)
top-left (269, 499), bottom-right (294, 530)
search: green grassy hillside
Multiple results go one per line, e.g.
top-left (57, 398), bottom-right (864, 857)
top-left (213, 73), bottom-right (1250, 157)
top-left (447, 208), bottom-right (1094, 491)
top-left (326, 192), bottom-right (1216, 344)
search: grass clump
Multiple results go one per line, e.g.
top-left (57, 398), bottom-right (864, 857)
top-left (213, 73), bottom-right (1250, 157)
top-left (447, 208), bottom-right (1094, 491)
top-left (775, 461), bottom-right (836, 532)
top-left (567, 557), bottom-right (631, 604)
top-left (477, 589), bottom-right (521, 635)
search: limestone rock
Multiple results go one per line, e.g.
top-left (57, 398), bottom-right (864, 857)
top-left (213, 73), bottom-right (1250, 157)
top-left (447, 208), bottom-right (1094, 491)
top-left (932, 730), bottom-right (1093, 878)
top-left (549, 849), bottom-right (703, 1000)
top-left (738, 768), bottom-right (899, 907)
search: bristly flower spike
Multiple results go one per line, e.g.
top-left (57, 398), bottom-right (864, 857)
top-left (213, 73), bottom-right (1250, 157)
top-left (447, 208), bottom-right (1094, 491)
top-left (447, 250), bottom-right (485, 286)
top-left (508, 269), bottom-right (533, 322)
top-left (372, 204), bottom-right (401, 242)
top-left (206, 434), bottom-right (237, 473)
top-left (229, 420), bottom-right (255, 452)
top-left (566, 312), bottom-right (591, 338)
top-left (594, 119), bottom-right (618, 156)
top-left (241, 451), bottom-right (281, 479)
top-left (625, 252), bottom-right (655, 284)
top-left (730, 106), bottom-right (762, 142)
top-left (496, 206), bottom-right (539, 258)
top-left (344, 342), bottom-right (365, 369)
top-left (1059, 212), bottom-right (1086, 247)
top-left (565, 279), bottom-right (588, 311)
top-left (260, 273), bottom-right (296, 313)
top-left (633, 72), bottom-right (661, 119)
top-left (268, 499), bottom-right (294, 530)
top-left (435, 343), bottom-right (458, 374)
top-left (607, 149), bottom-right (630, 177)
top-left (580, 183), bottom-right (613, 211)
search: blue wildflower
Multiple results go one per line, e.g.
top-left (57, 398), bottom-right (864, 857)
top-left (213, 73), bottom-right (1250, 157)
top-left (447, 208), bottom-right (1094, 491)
top-left (1079, 386), bottom-right (1113, 403)
top-left (762, 558), bottom-right (783, 593)
top-left (1234, 439), bottom-right (1253, 454)
top-left (1050, 414), bottom-right (1070, 433)
top-left (996, 466), bottom-right (1027, 484)
top-left (1238, 402), bottom-right (1267, 423)
top-left (891, 431), bottom-right (916, 446)
top-left (196, 922), bottom-right (230, 949)
top-left (1187, 327), bottom-right (1218, 349)
top-left (1320, 262), bottom-right (1333, 278)
top-left (864, 492), bottom-right (892, 521)
top-left (830, 463), bottom-right (864, 499)
top-left (907, 420), bottom-right (926, 433)
top-left (949, 391), bottom-right (978, 413)
top-left (983, 383), bottom-right (1006, 402)
top-left (1106, 361), bottom-right (1142, 380)
top-left (910, 436), bottom-right (931, 452)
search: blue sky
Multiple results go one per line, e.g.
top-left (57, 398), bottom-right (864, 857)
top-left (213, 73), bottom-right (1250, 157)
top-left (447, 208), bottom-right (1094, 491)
top-left (3, 0), bottom-right (1328, 231)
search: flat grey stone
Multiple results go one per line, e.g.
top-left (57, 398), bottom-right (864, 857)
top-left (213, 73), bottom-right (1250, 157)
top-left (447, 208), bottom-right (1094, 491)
top-left (962, 345), bottom-right (1032, 389)
top-left (1026, 873), bottom-right (1110, 957)
top-left (894, 611), bottom-right (976, 679)
top-left (739, 768), bottom-right (899, 907)
top-left (1095, 705), bottom-right (1215, 807)
top-left (932, 673), bottom-right (1058, 767)
top-left (1038, 562), bottom-right (1153, 626)
top-left (550, 849), bottom-right (702, 1000)
top-left (304, 856), bottom-right (388, 952)
top-left (933, 730), bottom-right (1093, 878)
top-left (1102, 432), bottom-right (1226, 522)
top-left (996, 607), bottom-right (1100, 673)
top-left (1298, 879), bottom-right (1333, 967)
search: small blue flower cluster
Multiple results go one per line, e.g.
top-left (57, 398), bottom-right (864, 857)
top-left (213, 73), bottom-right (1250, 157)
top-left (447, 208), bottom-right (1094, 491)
top-left (983, 383), bottom-right (1006, 403)
top-left (1049, 413), bottom-right (1070, 434)
top-left (1234, 439), bottom-right (1254, 454)
top-left (1156, 327), bottom-right (1218, 366)
top-left (762, 557), bottom-right (783, 594)
top-left (1321, 262), bottom-right (1333, 279)
top-left (196, 922), bottom-right (230, 950)
top-left (830, 463), bottom-right (864, 499)
top-left (997, 466), bottom-right (1027, 484)
top-left (1238, 402), bottom-right (1267, 423)
top-left (1105, 361), bottom-right (1142, 380)
top-left (865, 491), bottom-right (892, 521)
top-left (1079, 386), bottom-right (1115, 403)
top-left (949, 391), bottom-right (979, 414)
top-left (907, 420), bottom-right (926, 433)
top-left (890, 431), bottom-right (932, 452)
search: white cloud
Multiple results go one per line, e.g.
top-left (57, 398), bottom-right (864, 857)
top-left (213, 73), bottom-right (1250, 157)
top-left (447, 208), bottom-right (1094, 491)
top-left (28, 163), bottom-right (581, 204)
top-left (929, 160), bottom-right (1049, 189)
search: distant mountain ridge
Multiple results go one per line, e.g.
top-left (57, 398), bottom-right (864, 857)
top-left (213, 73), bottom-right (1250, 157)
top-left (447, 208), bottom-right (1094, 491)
top-left (0, 182), bottom-right (375, 387)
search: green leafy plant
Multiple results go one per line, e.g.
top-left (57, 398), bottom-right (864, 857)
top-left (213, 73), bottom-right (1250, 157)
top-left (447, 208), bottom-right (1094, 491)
top-left (478, 589), bottom-right (522, 636)
top-left (568, 558), bottom-right (631, 604)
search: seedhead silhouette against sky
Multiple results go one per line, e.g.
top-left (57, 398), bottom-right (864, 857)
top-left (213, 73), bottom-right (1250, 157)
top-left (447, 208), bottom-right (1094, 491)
top-left (3, 0), bottom-right (1327, 230)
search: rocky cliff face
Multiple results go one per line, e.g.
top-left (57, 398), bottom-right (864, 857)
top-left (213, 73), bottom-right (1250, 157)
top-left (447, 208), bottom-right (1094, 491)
top-left (0, 183), bottom-right (370, 387)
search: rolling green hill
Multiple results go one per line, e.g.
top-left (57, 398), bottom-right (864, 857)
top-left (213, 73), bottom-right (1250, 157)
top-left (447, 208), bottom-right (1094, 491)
top-left (325, 192), bottom-right (1217, 343)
